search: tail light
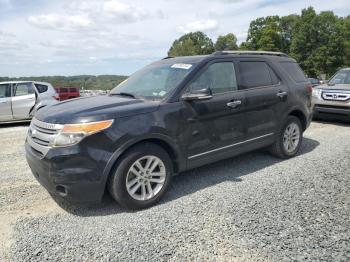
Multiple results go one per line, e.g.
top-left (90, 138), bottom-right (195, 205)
top-left (306, 83), bottom-right (313, 94)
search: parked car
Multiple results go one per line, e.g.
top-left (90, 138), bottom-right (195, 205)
top-left (55, 86), bottom-right (80, 101)
top-left (308, 78), bottom-right (321, 87)
top-left (25, 51), bottom-right (312, 209)
top-left (0, 81), bottom-right (58, 123)
top-left (312, 68), bottom-right (350, 121)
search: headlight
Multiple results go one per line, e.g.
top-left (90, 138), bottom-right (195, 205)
top-left (52, 120), bottom-right (114, 147)
top-left (312, 88), bottom-right (321, 98)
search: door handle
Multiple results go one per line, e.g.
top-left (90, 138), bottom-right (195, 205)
top-left (227, 100), bottom-right (242, 108)
top-left (0, 101), bottom-right (8, 104)
top-left (277, 91), bottom-right (288, 99)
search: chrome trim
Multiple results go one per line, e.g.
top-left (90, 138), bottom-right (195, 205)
top-left (322, 91), bottom-right (350, 102)
top-left (31, 117), bottom-right (64, 130)
top-left (188, 133), bottom-right (274, 159)
top-left (27, 118), bottom-right (63, 156)
top-left (27, 135), bottom-right (50, 157)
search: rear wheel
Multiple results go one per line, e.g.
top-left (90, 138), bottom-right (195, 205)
top-left (108, 143), bottom-right (172, 209)
top-left (269, 116), bottom-right (303, 158)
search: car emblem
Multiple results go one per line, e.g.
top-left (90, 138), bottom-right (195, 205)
top-left (333, 94), bottom-right (338, 99)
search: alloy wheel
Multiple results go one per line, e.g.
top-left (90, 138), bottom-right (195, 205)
top-left (283, 122), bottom-right (300, 153)
top-left (125, 155), bottom-right (166, 201)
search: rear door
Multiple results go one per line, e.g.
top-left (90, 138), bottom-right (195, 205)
top-left (11, 82), bottom-right (36, 119)
top-left (237, 59), bottom-right (289, 140)
top-left (0, 83), bottom-right (13, 121)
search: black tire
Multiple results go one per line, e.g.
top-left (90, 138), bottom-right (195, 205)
top-left (108, 143), bottom-right (173, 209)
top-left (269, 116), bottom-right (303, 159)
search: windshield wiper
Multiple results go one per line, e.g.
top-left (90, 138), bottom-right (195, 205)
top-left (110, 92), bottom-right (137, 99)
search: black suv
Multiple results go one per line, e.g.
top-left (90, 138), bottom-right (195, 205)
top-left (25, 51), bottom-right (312, 209)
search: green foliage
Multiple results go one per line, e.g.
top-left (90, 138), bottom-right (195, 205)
top-left (215, 33), bottom-right (238, 51)
top-left (240, 6), bottom-right (349, 78)
top-left (0, 75), bottom-right (128, 91)
top-left (168, 31), bottom-right (215, 56)
top-left (290, 8), bottom-right (346, 77)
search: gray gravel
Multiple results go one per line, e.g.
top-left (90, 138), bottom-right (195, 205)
top-left (1, 121), bottom-right (350, 261)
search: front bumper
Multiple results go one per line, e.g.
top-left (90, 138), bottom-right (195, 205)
top-left (25, 140), bottom-right (109, 204)
top-left (313, 105), bottom-right (350, 120)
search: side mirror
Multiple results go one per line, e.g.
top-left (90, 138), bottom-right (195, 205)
top-left (181, 88), bottom-right (213, 101)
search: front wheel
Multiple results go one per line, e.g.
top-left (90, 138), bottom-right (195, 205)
top-left (108, 143), bottom-right (173, 209)
top-left (269, 116), bottom-right (303, 158)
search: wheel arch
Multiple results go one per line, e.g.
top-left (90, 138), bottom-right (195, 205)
top-left (288, 109), bottom-right (307, 131)
top-left (102, 135), bottom-right (183, 190)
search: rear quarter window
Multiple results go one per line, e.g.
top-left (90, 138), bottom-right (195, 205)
top-left (34, 84), bottom-right (48, 93)
top-left (280, 62), bottom-right (307, 83)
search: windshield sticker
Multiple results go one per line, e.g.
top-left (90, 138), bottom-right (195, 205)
top-left (171, 63), bottom-right (192, 70)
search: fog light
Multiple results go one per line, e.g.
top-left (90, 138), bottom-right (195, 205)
top-left (56, 185), bottom-right (67, 196)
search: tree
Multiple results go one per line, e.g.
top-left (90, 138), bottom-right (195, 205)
top-left (290, 7), bottom-right (345, 77)
top-left (215, 33), bottom-right (238, 51)
top-left (241, 16), bottom-right (284, 51)
top-left (168, 31), bottom-right (215, 56)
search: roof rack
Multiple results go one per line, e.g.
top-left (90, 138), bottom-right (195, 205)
top-left (162, 56), bottom-right (174, 60)
top-left (212, 51), bottom-right (288, 57)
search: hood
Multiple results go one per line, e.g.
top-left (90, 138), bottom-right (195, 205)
top-left (35, 95), bottom-right (160, 124)
top-left (315, 84), bottom-right (350, 91)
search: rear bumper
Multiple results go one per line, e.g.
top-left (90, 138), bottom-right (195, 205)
top-left (25, 142), bottom-right (108, 204)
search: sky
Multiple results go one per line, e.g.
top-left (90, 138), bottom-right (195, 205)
top-left (0, 0), bottom-right (349, 77)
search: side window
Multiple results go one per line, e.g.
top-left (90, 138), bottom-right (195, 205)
top-left (188, 62), bottom-right (237, 95)
top-left (14, 83), bottom-right (34, 96)
top-left (34, 84), bottom-right (48, 93)
top-left (0, 84), bottom-right (11, 98)
top-left (280, 62), bottom-right (307, 83)
top-left (238, 61), bottom-right (273, 89)
top-left (268, 67), bottom-right (280, 85)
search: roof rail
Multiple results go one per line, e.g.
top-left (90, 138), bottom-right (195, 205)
top-left (162, 56), bottom-right (174, 60)
top-left (212, 50), bottom-right (288, 57)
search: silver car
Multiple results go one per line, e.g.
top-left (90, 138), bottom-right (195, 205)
top-left (312, 68), bottom-right (350, 121)
top-left (0, 81), bottom-right (58, 123)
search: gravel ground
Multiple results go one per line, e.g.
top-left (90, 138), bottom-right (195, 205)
top-left (0, 121), bottom-right (349, 261)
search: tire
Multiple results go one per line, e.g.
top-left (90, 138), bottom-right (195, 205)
top-left (269, 116), bottom-right (303, 159)
top-left (108, 143), bottom-right (173, 209)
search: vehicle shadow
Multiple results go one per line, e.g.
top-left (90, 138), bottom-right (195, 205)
top-left (0, 121), bottom-right (30, 128)
top-left (61, 137), bottom-right (320, 217)
top-left (313, 119), bottom-right (350, 126)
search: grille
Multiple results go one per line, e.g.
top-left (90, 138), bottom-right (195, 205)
top-left (322, 91), bottom-right (350, 102)
top-left (27, 118), bottom-right (63, 156)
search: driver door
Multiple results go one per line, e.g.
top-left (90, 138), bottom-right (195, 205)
top-left (181, 60), bottom-right (246, 168)
top-left (0, 83), bottom-right (13, 121)
top-left (11, 82), bottom-right (36, 119)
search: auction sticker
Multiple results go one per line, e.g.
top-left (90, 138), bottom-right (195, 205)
top-left (171, 63), bottom-right (192, 70)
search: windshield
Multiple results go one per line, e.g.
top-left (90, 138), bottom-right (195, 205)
top-left (328, 70), bottom-right (350, 85)
top-left (110, 63), bottom-right (195, 100)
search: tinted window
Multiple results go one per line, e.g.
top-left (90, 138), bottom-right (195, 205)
top-left (15, 83), bottom-right (34, 96)
top-left (269, 67), bottom-right (280, 85)
top-left (69, 88), bottom-right (77, 92)
top-left (280, 62), bottom-right (307, 82)
top-left (61, 88), bottom-right (68, 93)
top-left (188, 62), bottom-right (237, 94)
top-left (238, 61), bottom-right (273, 89)
top-left (0, 84), bottom-right (11, 98)
top-left (35, 84), bottom-right (48, 93)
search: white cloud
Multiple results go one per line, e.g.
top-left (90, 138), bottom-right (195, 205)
top-left (28, 14), bottom-right (92, 31)
top-left (103, 0), bottom-right (149, 23)
top-left (177, 19), bottom-right (219, 34)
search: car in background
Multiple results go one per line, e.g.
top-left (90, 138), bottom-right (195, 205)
top-left (55, 87), bottom-right (80, 101)
top-left (308, 78), bottom-right (321, 87)
top-left (312, 68), bottom-right (350, 121)
top-left (0, 81), bottom-right (58, 123)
